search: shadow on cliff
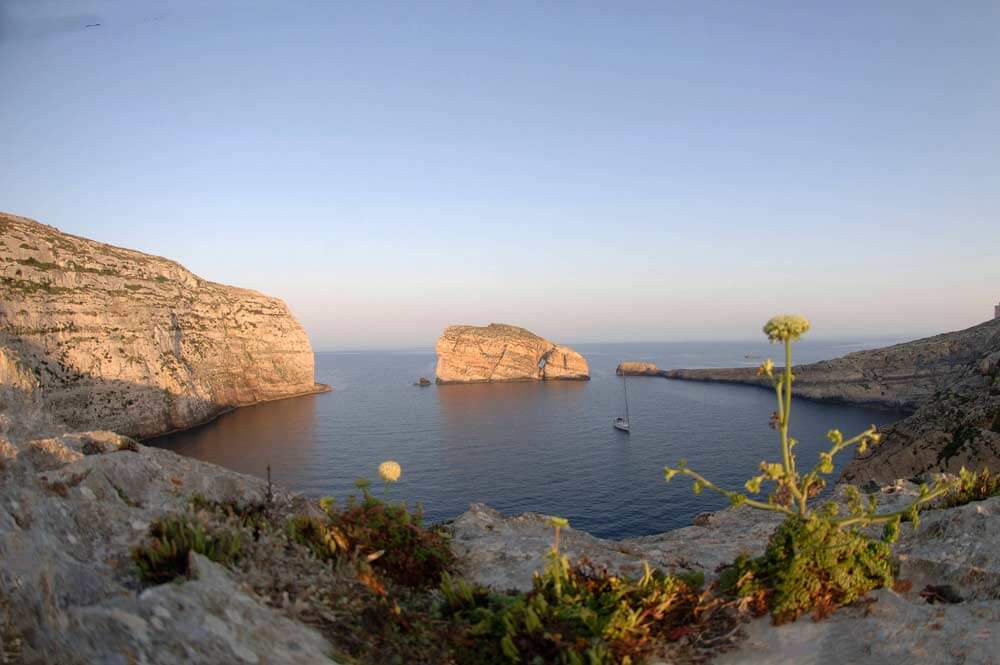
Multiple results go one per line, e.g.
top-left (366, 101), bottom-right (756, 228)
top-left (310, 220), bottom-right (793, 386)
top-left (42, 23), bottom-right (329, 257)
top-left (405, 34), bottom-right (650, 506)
top-left (0, 334), bottom-right (326, 444)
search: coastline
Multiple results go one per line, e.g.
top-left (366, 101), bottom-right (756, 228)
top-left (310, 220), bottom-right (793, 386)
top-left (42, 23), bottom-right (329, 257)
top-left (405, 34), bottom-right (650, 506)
top-left (142, 383), bottom-right (332, 442)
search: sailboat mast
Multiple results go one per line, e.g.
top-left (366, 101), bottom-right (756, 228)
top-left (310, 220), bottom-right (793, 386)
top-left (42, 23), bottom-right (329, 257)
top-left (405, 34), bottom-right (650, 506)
top-left (623, 375), bottom-right (630, 422)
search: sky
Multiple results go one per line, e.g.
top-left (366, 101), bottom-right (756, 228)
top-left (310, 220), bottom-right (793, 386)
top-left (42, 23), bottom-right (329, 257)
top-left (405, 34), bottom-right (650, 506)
top-left (1, 1), bottom-right (998, 350)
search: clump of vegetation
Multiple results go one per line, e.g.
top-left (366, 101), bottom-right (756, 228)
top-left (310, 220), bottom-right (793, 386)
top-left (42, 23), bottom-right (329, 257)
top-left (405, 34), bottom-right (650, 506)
top-left (720, 515), bottom-right (893, 623)
top-left (287, 478), bottom-right (454, 589)
top-left (188, 494), bottom-right (271, 532)
top-left (439, 517), bottom-right (723, 664)
top-left (132, 513), bottom-right (243, 584)
top-left (939, 467), bottom-right (1000, 509)
top-left (664, 315), bottom-right (956, 622)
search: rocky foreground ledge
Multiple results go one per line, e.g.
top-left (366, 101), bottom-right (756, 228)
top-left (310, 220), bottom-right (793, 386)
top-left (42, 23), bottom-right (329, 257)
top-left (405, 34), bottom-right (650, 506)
top-left (435, 323), bottom-right (589, 383)
top-left (3, 431), bottom-right (999, 664)
top-left (0, 213), bottom-right (327, 441)
top-left (450, 484), bottom-right (1000, 665)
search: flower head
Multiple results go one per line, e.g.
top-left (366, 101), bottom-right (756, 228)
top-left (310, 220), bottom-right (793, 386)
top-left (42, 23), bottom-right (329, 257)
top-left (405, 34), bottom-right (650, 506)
top-left (547, 516), bottom-right (569, 529)
top-left (756, 358), bottom-right (775, 378)
top-left (378, 460), bottom-right (402, 483)
top-left (763, 314), bottom-right (811, 343)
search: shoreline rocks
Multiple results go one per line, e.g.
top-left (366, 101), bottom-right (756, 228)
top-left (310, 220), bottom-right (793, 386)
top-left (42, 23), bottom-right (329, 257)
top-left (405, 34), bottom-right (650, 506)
top-left (435, 323), bottom-right (589, 384)
top-left (0, 212), bottom-right (328, 441)
top-left (663, 318), bottom-right (1000, 412)
top-left (663, 318), bottom-right (1000, 483)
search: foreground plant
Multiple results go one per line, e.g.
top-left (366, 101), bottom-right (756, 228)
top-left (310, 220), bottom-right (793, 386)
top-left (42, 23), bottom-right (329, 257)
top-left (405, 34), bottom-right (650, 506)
top-left (287, 468), bottom-right (453, 589)
top-left (132, 513), bottom-right (243, 584)
top-left (939, 467), bottom-right (1000, 509)
top-left (664, 314), bottom-right (955, 622)
top-left (440, 517), bottom-right (718, 664)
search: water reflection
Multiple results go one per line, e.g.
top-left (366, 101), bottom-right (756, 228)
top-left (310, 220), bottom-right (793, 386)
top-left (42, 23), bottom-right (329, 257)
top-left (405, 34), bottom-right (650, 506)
top-left (153, 344), bottom-right (908, 538)
top-left (152, 393), bottom-right (319, 490)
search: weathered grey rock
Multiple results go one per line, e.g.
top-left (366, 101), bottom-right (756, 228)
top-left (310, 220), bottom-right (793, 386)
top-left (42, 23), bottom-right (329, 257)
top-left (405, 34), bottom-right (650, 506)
top-left (44, 553), bottom-right (334, 665)
top-left (711, 590), bottom-right (1000, 665)
top-left (454, 484), bottom-right (1000, 665)
top-left (0, 432), bottom-right (342, 664)
top-left (0, 212), bottom-right (328, 440)
top-left (450, 504), bottom-right (653, 591)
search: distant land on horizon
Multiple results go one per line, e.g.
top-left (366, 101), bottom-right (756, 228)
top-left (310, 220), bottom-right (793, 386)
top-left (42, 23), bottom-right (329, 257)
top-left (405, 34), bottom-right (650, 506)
top-left (313, 333), bottom-right (922, 355)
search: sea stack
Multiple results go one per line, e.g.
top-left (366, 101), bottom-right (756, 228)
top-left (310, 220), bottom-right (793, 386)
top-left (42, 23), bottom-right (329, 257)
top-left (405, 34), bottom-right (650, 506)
top-left (616, 361), bottom-right (664, 376)
top-left (435, 323), bottom-right (589, 384)
top-left (0, 212), bottom-right (327, 440)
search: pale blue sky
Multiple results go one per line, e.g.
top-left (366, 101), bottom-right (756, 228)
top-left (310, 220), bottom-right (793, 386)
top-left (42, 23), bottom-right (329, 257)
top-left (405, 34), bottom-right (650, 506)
top-left (2, 1), bottom-right (998, 349)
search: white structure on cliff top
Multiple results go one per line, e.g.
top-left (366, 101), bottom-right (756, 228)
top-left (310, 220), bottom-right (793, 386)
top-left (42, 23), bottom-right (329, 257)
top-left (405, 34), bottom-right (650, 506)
top-left (996, 301), bottom-right (1000, 319)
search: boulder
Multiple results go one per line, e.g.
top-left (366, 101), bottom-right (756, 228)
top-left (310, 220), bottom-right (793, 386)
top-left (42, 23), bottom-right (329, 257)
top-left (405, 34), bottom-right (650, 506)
top-left (434, 323), bottom-right (589, 384)
top-left (616, 361), bottom-right (664, 376)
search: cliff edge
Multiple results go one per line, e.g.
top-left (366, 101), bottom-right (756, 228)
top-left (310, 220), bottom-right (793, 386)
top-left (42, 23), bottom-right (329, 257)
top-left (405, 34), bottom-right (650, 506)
top-left (435, 323), bottom-right (589, 384)
top-left (0, 212), bottom-right (326, 440)
top-left (663, 318), bottom-right (1000, 483)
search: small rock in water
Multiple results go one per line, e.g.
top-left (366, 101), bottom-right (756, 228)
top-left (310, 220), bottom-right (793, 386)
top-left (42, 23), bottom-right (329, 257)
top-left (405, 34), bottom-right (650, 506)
top-left (416, 377), bottom-right (432, 386)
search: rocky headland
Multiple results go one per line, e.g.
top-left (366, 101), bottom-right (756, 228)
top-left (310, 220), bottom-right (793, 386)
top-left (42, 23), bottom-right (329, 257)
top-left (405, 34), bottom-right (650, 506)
top-left (664, 318), bottom-right (1000, 484)
top-left (0, 212), bottom-right (327, 441)
top-left (435, 323), bottom-right (589, 384)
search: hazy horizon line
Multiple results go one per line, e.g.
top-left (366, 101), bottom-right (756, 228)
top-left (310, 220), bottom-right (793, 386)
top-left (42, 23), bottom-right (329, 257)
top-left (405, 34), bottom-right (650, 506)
top-left (313, 332), bottom-right (921, 354)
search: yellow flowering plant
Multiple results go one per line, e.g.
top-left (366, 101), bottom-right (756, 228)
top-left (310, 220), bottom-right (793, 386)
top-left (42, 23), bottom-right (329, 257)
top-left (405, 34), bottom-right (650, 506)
top-left (664, 315), bottom-right (958, 621)
top-left (665, 314), bottom-right (952, 530)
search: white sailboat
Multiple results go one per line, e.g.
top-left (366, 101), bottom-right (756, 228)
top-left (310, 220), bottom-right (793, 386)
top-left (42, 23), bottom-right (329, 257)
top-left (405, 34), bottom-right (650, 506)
top-left (613, 374), bottom-right (631, 433)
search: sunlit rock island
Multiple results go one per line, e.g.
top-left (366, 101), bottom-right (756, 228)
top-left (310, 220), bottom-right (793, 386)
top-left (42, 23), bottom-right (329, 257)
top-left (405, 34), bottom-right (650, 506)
top-left (3, 212), bottom-right (1000, 664)
top-left (435, 323), bottom-right (590, 384)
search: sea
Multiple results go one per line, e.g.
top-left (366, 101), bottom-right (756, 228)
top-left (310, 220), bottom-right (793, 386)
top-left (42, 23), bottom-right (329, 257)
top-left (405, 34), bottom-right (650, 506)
top-left (151, 339), bottom-right (909, 539)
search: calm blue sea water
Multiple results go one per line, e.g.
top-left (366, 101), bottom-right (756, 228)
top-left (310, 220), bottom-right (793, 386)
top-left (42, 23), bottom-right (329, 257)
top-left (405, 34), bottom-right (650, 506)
top-left (152, 340), bottom-right (908, 539)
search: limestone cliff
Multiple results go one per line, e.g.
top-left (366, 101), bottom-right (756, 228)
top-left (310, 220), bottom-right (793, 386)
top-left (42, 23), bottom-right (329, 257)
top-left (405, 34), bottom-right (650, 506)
top-left (435, 323), bottom-right (589, 384)
top-left (0, 212), bottom-right (325, 440)
top-left (663, 318), bottom-right (1000, 483)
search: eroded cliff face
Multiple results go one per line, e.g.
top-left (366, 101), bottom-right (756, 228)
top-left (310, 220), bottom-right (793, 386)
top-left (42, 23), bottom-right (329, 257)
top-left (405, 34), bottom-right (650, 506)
top-left (435, 323), bottom-right (589, 383)
top-left (0, 212), bottom-right (324, 440)
top-left (663, 318), bottom-right (1000, 483)
top-left (665, 320), bottom-right (1000, 411)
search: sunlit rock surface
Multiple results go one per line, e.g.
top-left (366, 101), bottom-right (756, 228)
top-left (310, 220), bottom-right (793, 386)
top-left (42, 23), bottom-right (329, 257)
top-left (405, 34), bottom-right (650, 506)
top-left (435, 323), bottom-right (589, 384)
top-left (0, 212), bottom-right (326, 440)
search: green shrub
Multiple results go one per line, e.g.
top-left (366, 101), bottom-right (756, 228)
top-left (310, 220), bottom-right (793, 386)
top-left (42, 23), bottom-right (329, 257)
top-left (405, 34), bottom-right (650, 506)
top-left (664, 315), bottom-right (956, 621)
top-left (440, 518), bottom-right (707, 664)
top-left (719, 515), bottom-right (893, 623)
top-left (287, 486), bottom-right (454, 589)
top-left (132, 514), bottom-right (242, 584)
top-left (939, 467), bottom-right (1000, 509)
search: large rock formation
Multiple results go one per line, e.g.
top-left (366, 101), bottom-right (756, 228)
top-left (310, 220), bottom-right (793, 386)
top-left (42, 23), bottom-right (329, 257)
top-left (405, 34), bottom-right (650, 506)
top-left (663, 318), bottom-right (1000, 483)
top-left (0, 212), bottom-right (326, 440)
top-left (616, 361), bottom-right (665, 376)
top-left (435, 323), bottom-right (589, 384)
